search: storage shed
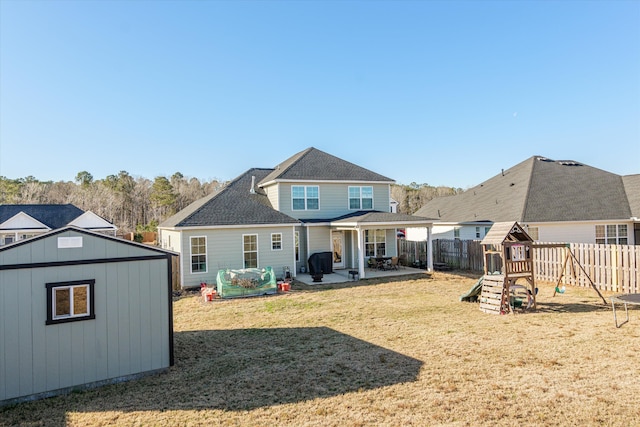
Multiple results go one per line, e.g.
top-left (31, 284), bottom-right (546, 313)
top-left (0, 226), bottom-right (176, 405)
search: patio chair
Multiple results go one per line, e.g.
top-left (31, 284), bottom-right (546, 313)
top-left (390, 256), bottom-right (399, 270)
top-left (367, 258), bottom-right (377, 270)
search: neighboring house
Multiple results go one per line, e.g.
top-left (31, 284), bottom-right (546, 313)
top-left (0, 204), bottom-right (117, 246)
top-left (158, 147), bottom-right (434, 287)
top-left (409, 156), bottom-right (640, 245)
top-left (0, 226), bottom-right (176, 405)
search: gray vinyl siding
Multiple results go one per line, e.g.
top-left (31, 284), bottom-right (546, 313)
top-left (307, 226), bottom-right (331, 255)
top-left (278, 182), bottom-right (392, 220)
top-left (0, 231), bottom-right (171, 403)
top-left (264, 184), bottom-right (280, 211)
top-left (179, 226), bottom-right (296, 288)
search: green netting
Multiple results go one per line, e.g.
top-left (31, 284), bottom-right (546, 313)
top-left (216, 267), bottom-right (277, 298)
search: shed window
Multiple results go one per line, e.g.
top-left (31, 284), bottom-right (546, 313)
top-left (46, 280), bottom-right (95, 325)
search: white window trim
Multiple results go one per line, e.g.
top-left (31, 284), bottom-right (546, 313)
top-left (190, 235), bottom-right (208, 274)
top-left (243, 234), bottom-right (259, 268)
top-left (271, 233), bottom-right (283, 251)
top-left (365, 229), bottom-right (387, 257)
top-left (348, 186), bottom-right (374, 210)
top-left (292, 185), bottom-right (320, 211)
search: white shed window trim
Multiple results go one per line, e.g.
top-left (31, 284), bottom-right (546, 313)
top-left (46, 279), bottom-right (96, 325)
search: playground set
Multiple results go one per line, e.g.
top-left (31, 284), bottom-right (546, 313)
top-left (460, 221), bottom-right (608, 315)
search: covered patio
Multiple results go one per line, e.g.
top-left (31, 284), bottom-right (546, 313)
top-left (294, 265), bottom-right (429, 285)
top-left (300, 210), bottom-right (435, 282)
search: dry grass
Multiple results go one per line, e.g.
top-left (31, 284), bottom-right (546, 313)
top-left (2, 271), bottom-right (640, 426)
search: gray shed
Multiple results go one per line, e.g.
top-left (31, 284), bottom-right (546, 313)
top-left (0, 226), bottom-right (176, 405)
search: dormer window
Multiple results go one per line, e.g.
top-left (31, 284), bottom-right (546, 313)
top-left (349, 186), bottom-right (373, 210)
top-left (292, 186), bottom-right (319, 210)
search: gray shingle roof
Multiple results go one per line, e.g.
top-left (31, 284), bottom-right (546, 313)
top-left (259, 147), bottom-right (394, 185)
top-left (160, 168), bottom-right (300, 228)
top-left (414, 156), bottom-right (634, 223)
top-left (623, 175), bottom-right (640, 219)
top-left (0, 204), bottom-right (84, 229)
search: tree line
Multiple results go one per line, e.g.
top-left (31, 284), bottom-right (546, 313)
top-left (0, 173), bottom-right (461, 233)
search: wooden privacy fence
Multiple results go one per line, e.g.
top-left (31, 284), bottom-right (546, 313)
top-left (534, 243), bottom-right (640, 294)
top-left (409, 239), bottom-right (640, 294)
top-left (432, 239), bottom-right (484, 271)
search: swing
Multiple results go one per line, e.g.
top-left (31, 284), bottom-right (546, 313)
top-left (554, 285), bottom-right (565, 294)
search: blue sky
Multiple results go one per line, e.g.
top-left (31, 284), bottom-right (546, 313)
top-left (1, 0), bottom-right (638, 189)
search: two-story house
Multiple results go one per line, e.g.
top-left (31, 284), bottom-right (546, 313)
top-left (158, 147), bottom-right (434, 288)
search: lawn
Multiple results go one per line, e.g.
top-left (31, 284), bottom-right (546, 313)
top-left (2, 271), bottom-right (640, 426)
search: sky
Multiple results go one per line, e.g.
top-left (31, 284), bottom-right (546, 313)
top-left (1, 0), bottom-right (638, 189)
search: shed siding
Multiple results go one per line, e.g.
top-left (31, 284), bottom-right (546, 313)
top-left (0, 230), bottom-right (171, 403)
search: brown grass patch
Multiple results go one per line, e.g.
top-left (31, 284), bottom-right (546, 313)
top-left (2, 272), bottom-right (640, 426)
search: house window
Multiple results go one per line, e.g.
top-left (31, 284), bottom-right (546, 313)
top-left (596, 224), bottom-right (628, 244)
top-left (527, 227), bottom-right (539, 240)
top-left (292, 185), bottom-right (319, 210)
top-left (271, 233), bottom-right (282, 250)
top-left (365, 229), bottom-right (386, 257)
top-left (190, 236), bottom-right (207, 273)
top-left (475, 227), bottom-right (480, 239)
top-left (453, 227), bottom-right (460, 239)
top-left (349, 186), bottom-right (373, 210)
top-left (243, 234), bottom-right (258, 268)
top-left (46, 280), bottom-right (95, 325)
top-left (484, 227), bottom-right (491, 237)
top-left (295, 231), bottom-right (300, 262)
top-left (1, 234), bottom-right (15, 245)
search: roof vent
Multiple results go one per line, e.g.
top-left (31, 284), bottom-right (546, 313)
top-left (537, 157), bottom-right (553, 162)
top-left (557, 161), bottom-right (582, 166)
top-left (250, 176), bottom-right (256, 194)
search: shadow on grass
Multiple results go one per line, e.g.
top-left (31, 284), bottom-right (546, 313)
top-left (0, 327), bottom-right (422, 425)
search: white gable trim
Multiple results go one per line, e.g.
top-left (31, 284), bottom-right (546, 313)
top-left (0, 212), bottom-right (50, 231)
top-left (68, 211), bottom-right (117, 231)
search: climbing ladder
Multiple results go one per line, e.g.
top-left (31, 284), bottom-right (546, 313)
top-left (479, 274), bottom-right (509, 314)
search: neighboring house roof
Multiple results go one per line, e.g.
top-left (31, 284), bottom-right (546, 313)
top-left (259, 147), bottom-right (394, 185)
top-left (159, 168), bottom-right (300, 228)
top-left (0, 204), bottom-right (85, 229)
top-left (622, 174), bottom-right (640, 219)
top-left (414, 156), bottom-right (635, 223)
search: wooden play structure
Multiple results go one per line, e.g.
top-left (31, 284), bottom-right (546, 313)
top-left (479, 222), bottom-right (536, 314)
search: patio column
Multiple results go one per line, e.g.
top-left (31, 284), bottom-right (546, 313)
top-left (356, 227), bottom-right (366, 279)
top-left (426, 225), bottom-right (434, 272)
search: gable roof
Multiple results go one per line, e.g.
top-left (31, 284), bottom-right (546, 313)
top-left (414, 156), bottom-right (634, 223)
top-left (159, 168), bottom-right (300, 228)
top-left (481, 221), bottom-right (533, 245)
top-left (0, 204), bottom-right (85, 229)
top-left (623, 174), bottom-right (640, 219)
top-left (259, 147), bottom-right (394, 185)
